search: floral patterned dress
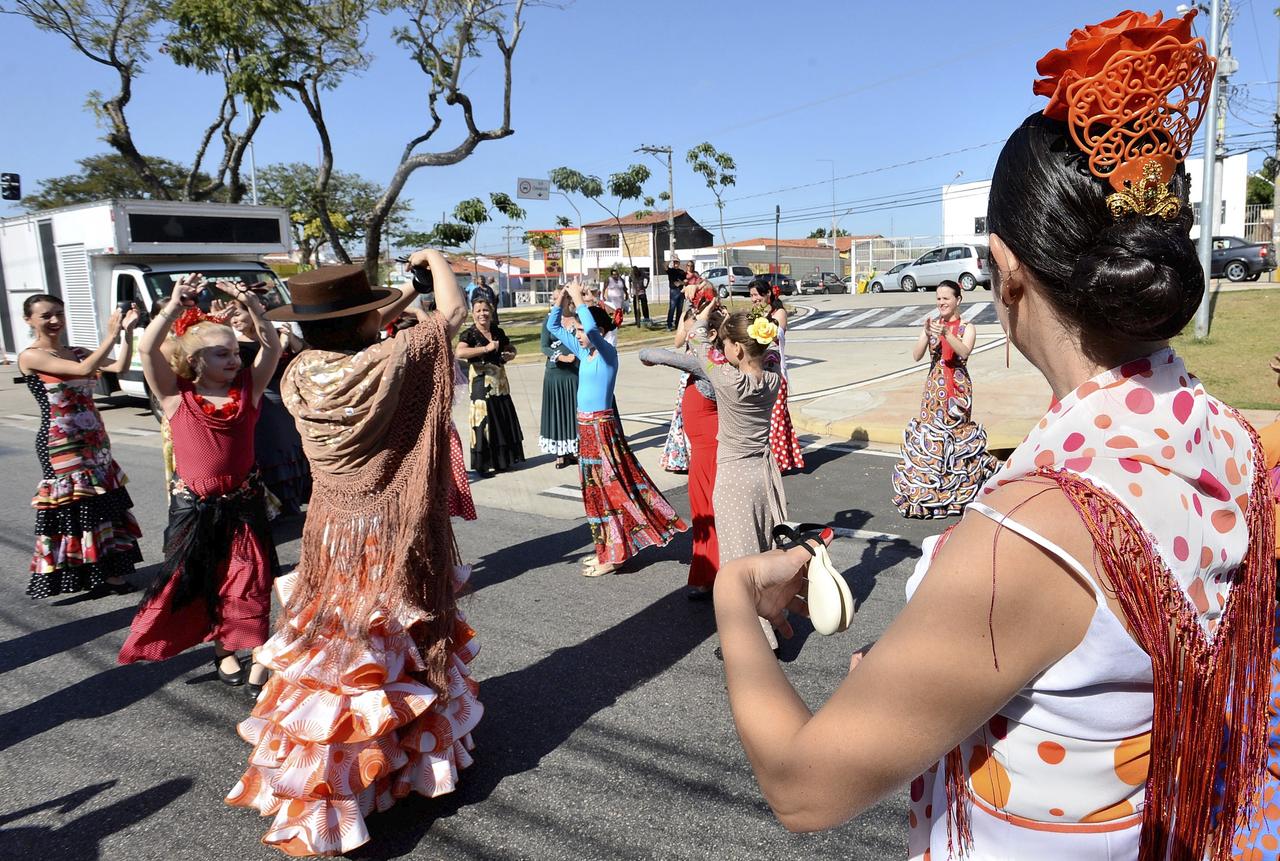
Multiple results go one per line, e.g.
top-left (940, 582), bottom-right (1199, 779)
top-left (19, 348), bottom-right (142, 597)
top-left (892, 320), bottom-right (998, 519)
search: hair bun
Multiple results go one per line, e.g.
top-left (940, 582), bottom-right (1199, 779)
top-left (1069, 216), bottom-right (1204, 341)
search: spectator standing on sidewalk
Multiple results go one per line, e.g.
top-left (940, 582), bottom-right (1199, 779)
top-left (665, 259), bottom-right (687, 330)
top-left (630, 266), bottom-right (651, 326)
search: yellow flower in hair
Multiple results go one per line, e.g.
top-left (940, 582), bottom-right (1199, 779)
top-left (748, 317), bottom-right (778, 346)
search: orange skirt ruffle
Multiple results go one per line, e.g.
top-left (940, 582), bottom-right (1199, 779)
top-left (226, 566), bottom-right (481, 857)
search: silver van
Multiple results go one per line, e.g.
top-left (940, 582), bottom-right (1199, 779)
top-left (704, 265), bottom-right (759, 297)
top-left (897, 243), bottom-right (990, 292)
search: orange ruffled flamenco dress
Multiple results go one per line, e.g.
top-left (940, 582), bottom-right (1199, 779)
top-left (226, 314), bottom-right (482, 857)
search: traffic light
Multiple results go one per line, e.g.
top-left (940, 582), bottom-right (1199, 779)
top-left (0, 173), bottom-right (19, 201)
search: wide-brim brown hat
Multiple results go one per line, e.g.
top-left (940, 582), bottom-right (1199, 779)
top-left (266, 264), bottom-right (398, 322)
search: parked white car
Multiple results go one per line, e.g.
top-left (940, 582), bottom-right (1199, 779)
top-left (897, 243), bottom-right (991, 292)
top-left (869, 262), bottom-right (910, 293)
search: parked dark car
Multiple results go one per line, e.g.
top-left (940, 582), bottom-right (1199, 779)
top-left (1211, 236), bottom-right (1275, 282)
top-left (798, 273), bottom-right (848, 295)
top-left (754, 272), bottom-right (797, 296)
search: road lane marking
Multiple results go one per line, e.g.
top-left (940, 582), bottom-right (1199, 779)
top-left (866, 306), bottom-right (921, 328)
top-left (962, 302), bottom-right (991, 321)
top-left (829, 309), bottom-right (884, 329)
top-left (541, 485), bottom-right (583, 500)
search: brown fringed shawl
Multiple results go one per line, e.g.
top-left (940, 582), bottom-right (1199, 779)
top-left (280, 314), bottom-right (459, 695)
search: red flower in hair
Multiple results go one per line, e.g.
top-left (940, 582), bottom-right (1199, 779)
top-left (1033, 10), bottom-right (1196, 122)
top-left (172, 307), bottom-right (210, 337)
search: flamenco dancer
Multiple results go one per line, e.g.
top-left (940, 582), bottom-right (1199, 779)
top-left (643, 298), bottom-right (786, 646)
top-left (17, 295), bottom-right (143, 598)
top-left (226, 254), bottom-right (482, 857)
top-left (119, 276), bottom-right (281, 692)
top-left (539, 291), bottom-right (580, 469)
top-left (717, 10), bottom-right (1278, 860)
top-left (546, 279), bottom-right (687, 577)
top-left (891, 280), bottom-right (997, 518)
top-left (641, 284), bottom-right (721, 598)
top-left (224, 292), bottom-right (312, 517)
top-left (456, 291), bottom-right (524, 475)
top-left (748, 279), bottom-right (804, 472)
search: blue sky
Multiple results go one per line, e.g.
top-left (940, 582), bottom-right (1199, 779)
top-left (2, 1), bottom-right (1277, 256)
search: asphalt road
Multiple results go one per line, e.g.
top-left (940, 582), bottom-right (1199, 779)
top-left (0, 404), bottom-right (944, 860)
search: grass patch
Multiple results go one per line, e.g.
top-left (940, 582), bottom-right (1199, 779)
top-left (1172, 289), bottom-right (1280, 410)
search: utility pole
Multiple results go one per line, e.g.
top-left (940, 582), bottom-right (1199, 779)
top-left (818, 159), bottom-right (837, 279)
top-left (775, 205), bottom-right (780, 276)
top-left (1272, 10), bottom-right (1279, 270)
top-left (1194, 0), bottom-right (1230, 338)
top-left (501, 223), bottom-right (524, 305)
top-left (636, 145), bottom-right (675, 274)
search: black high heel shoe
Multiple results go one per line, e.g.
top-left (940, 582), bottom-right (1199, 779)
top-left (214, 652), bottom-right (247, 686)
top-left (89, 578), bottom-right (138, 598)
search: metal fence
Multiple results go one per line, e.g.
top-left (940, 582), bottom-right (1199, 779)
top-left (1244, 203), bottom-right (1273, 245)
top-left (847, 236), bottom-right (948, 282)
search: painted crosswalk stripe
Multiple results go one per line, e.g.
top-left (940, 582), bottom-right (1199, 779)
top-left (867, 306), bottom-right (921, 328)
top-left (962, 302), bottom-right (991, 322)
top-left (541, 485), bottom-right (583, 500)
top-left (790, 309), bottom-right (853, 331)
top-left (910, 309), bottom-right (935, 326)
top-left (830, 309), bottom-right (885, 329)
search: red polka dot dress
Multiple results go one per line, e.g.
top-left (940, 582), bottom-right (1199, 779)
top-left (119, 370), bottom-right (277, 663)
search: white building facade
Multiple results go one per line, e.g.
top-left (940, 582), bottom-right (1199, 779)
top-left (941, 153), bottom-right (1250, 244)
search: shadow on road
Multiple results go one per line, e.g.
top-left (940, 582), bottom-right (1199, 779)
top-left (349, 587), bottom-right (718, 858)
top-left (0, 777), bottom-right (194, 860)
top-left (0, 604), bottom-right (136, 675)
top-left (0, 649), bottom-right (206, 752)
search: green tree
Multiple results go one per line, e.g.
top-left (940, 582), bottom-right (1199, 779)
top-left (550, 164), bottom-right (650, 272)
top-left (451, 192), bottom-right (526, 279)
top-left (686, 142), bottom-right (736, 259)
top-left (807, 227), bottom-right (850, 239)
top-left (358, 0), bottom-right (530, 284)
top-left (1247, 174), bottom-right (1274, 207)
top-left (256, 163), bottom-right (412, 266)
top-left (166, 0), bottom-right (374, 253)
top-left (3, 0), bottom-right (278, 201)
top-left (20, 153), bottom-right (219, 210)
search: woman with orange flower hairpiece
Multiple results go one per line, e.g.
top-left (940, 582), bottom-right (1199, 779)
top-left (712, 10), bottom-right (1275, 861)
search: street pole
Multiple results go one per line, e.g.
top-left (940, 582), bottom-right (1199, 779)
top-left (1194, 0), bottom-right (1223, 338)
top-left (775, 205), bottom-right (780, 276)
top-left (637, 145), bottom-right (675, 275)
top-left (249, 140), bottom-right (259, 206)
top-left (1272, 10), bottom-right (1279, 271)
top-left (818, 159), bottom-right (837, 278)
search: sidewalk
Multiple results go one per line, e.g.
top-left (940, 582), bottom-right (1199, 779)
top-left (786, 326), bottom-right (1279, 450)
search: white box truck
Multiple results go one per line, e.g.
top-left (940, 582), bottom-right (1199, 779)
top-left (0, 198), bottom-right (293, 398)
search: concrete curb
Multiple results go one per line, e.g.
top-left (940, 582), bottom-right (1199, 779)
top-left (790, 413), bottom-right (1028, 452)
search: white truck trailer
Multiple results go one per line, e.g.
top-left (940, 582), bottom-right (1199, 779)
top-left (0, 199), bottom-right (293, 397)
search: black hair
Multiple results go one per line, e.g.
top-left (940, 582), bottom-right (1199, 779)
top-left (748, 277), bottom-right (785, 311)
top-left (23, 293), bottom-right (62, 318)
top-left (587, 305), bottom-right (616, 334)
top-left (987, 112), bottom-right (1203, 354)
top-left (936, 281), bottom-right (962, 299)
top-left (299, 311), bottom-right (378, 352)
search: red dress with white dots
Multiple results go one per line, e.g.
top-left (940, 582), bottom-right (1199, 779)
top-left (119, 370), bottom-right (276, 662)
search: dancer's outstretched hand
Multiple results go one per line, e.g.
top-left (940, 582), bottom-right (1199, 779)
top-left (726, 530), bottom-right (835, 638)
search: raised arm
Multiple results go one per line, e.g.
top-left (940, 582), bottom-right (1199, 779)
top-left (546, 306), bottom-right (588, 362)
top-left (100, 307), bottom-right (141, 374)
top-left (714, 483), bottom-right (1101, 832)
top-left (408, 249), bottom-right (465, 337)
top-left (230, 286), bottom-right (282, 406)
top-left (139, 274), bottom-right (200, 415)
top-left (639, 347), bottom-right (707, 380)
top-left (19, 308), bottom-right (129, 378)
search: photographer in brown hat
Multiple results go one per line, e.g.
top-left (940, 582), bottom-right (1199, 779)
top-left (227, 249), bottom-right (483, 856)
